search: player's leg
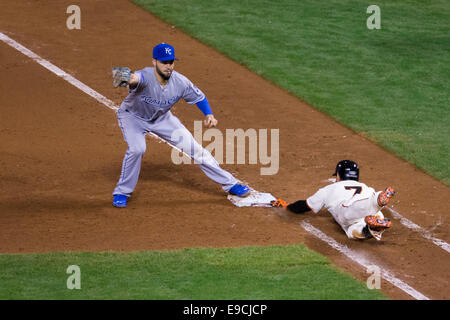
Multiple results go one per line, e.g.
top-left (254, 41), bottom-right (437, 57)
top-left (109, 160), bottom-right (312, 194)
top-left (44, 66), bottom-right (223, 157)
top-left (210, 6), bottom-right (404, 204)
top-left (113, 110), bottom-right (147, 200)
top-left (343, 201), bottom-right (390, 240)
top-left (149, 112), bottom-right (239, 192)
top-left (346, 219), bottom-right (371, 240)
top-left (341, 195), bottom-right (385, 227)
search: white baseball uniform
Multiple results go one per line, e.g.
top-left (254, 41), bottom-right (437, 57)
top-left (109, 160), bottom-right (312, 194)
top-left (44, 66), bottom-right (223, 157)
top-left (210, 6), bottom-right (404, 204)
top-left (306, 180), bottom-right (383, 239)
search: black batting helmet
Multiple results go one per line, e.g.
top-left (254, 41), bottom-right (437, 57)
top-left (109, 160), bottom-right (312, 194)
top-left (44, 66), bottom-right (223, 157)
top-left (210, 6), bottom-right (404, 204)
top-left (333, 160), bottom-right (359, 181)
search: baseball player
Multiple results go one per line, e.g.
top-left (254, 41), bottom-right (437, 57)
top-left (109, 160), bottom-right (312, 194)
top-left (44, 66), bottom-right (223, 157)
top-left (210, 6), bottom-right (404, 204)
top-left (271, 160), bottom-right (395, 240)
top-left (111, 43), bottom-right (251, 208)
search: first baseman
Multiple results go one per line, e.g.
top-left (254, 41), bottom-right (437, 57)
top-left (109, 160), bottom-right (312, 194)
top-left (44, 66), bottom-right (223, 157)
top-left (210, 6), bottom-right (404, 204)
top-left (111, 43), bottom-right (250, 208)
top-left (272, 160), bottom-right (395, 240)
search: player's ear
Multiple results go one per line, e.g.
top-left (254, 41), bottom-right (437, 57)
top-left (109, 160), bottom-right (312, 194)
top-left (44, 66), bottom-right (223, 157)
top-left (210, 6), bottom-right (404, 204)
top-left (152, 58), bottom-right (157, 66)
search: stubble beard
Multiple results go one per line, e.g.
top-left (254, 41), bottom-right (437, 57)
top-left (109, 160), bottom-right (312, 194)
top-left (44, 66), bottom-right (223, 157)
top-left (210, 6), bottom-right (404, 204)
top-left (156, 64), bottom-right (171, 81)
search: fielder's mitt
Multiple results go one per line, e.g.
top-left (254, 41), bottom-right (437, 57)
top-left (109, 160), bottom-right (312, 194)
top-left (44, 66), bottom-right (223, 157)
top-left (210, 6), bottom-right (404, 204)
top-left (112, 67), bottom-right (131, 88)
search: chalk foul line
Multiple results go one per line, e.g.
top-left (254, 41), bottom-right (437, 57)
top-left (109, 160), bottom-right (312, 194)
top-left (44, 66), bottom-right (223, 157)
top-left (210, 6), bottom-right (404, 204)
top-left (0, 31), bottom-right (193, 159)
top-left (301, 221), bottom-right (430, 300)
top-left (0, 32), bottom-right (118, 111)
top-left (385, 207), bottom-right (450, 253)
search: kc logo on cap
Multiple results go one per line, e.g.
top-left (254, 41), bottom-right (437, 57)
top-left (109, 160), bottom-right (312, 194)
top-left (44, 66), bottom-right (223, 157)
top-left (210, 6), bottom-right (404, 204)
top-left (153, 43), bottom-right (178, 61)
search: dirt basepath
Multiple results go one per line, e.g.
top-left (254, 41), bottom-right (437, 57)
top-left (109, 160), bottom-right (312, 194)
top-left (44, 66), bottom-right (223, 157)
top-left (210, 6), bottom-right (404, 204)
top-left (0, 0), bottom-right (448, 300)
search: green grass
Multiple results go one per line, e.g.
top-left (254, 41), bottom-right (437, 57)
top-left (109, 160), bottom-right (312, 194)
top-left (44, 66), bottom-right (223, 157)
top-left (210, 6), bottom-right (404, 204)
top-left (0, 245), bottom-right (386, 299)
top-left (132, 0), bottom-right (450, 185)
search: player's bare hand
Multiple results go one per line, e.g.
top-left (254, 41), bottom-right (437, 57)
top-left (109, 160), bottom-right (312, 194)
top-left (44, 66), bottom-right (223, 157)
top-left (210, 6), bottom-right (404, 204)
top-left (204, 114), bottom-right (218, 128)
top-left (129, 73), bottom-right (139, 85)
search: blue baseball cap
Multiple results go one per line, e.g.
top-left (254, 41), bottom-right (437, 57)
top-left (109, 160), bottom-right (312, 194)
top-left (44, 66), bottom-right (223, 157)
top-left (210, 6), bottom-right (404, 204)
top-left (153, 43), bottom-right (178, 61)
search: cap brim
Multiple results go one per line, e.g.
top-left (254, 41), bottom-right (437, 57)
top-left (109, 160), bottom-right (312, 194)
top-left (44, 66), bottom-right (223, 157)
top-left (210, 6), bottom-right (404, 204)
top-left (157, 57), bottom-right (179, 61)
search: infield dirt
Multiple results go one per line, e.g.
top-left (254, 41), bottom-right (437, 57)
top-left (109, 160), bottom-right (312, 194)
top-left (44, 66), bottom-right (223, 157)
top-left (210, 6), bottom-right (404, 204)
top-left (0, 0), bottom-right (449, 300)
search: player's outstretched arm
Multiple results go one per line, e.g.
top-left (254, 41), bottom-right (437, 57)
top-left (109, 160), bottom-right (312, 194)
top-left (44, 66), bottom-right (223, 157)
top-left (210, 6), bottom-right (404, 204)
top-left (287, 200), bottom-right (312, 214)
top-left (196, 97), bottom-right (218, 128)
top-left (271, 199), bottom-right (311, 214)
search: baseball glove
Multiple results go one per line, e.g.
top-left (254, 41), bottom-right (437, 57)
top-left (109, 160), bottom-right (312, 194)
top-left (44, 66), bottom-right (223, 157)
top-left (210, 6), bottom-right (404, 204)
top-left (112, 67), bottom-right (131, 88)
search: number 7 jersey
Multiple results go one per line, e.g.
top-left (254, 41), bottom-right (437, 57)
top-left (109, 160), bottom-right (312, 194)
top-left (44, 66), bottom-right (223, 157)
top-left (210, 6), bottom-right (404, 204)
top-left (306, 180), bottom-right (383, 232)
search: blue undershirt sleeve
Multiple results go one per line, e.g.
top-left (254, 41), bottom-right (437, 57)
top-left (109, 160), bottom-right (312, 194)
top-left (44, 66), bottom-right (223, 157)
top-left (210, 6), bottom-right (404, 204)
top-left (196, 97), bottom-right (213, 116)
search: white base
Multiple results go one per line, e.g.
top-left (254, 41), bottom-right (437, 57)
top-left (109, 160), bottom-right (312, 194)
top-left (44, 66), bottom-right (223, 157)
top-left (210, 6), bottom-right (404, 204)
top-left (228, 189), bottom-right (277, 207)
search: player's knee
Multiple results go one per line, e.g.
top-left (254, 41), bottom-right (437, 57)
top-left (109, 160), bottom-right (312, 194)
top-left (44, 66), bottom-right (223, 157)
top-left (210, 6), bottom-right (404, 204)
top-left (350, 229), bottom-right (368, 240)
top-left (128, 144), bottom-right (146, 157)
top-left (347, 223), bottom-right (370, 240)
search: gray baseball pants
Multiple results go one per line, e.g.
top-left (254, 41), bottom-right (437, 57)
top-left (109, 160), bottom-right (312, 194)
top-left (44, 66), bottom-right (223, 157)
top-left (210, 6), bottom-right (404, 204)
top-left (113, 109), bottom-right (237, 196)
